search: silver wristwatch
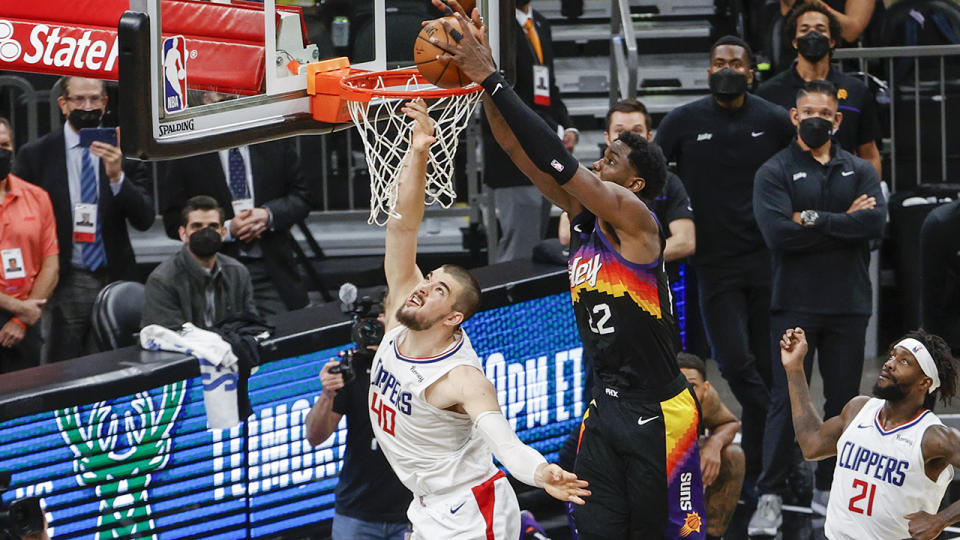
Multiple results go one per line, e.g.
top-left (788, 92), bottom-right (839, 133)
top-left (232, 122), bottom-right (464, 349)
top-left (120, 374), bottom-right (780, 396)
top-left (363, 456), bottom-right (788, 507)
top-left (800, 209), bottom-right (819, 227)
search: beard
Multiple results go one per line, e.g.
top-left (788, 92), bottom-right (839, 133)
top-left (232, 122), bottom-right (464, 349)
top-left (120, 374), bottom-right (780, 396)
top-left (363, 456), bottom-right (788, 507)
top-left (872, 379), bottom-right (908, 402)
top-left (395, 304), bottom-right (444, 331)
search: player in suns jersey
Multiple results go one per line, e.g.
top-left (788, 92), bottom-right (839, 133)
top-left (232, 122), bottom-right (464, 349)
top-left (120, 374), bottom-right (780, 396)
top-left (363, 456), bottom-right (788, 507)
top-left (367, 98), bottom-right (589, 540)
top-left (778, 326), bottom-right (960, 539)
top-left (435, 2), bottom-right (705, 537)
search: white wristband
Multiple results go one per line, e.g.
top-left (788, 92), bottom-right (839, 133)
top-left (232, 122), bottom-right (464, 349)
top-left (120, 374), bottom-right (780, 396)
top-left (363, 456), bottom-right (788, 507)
top-left (474, 410), bottom-right (547, 487)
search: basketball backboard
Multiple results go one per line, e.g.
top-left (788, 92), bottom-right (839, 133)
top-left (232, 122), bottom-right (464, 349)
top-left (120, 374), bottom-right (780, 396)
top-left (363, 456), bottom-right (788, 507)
top-left (118, 0), bottom-right (510, 161)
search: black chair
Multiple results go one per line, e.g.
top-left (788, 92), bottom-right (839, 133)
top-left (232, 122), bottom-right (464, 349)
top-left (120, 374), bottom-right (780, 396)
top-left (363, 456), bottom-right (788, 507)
top-left (91, 281), bottom-right (145, 351)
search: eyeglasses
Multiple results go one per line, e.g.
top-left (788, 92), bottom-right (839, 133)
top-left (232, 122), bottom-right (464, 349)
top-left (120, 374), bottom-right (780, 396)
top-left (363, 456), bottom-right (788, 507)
top-left (63, 95), bottom-right (106, 107)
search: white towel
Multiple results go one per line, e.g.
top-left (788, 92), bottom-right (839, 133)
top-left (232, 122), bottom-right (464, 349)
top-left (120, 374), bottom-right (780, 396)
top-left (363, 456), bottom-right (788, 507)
top-left (140, 323), bottom-right (240, 429)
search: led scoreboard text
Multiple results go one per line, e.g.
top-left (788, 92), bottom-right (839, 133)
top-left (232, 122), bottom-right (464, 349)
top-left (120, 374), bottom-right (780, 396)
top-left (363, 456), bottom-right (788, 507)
top-left (0, 293), bottom-right (584, 539)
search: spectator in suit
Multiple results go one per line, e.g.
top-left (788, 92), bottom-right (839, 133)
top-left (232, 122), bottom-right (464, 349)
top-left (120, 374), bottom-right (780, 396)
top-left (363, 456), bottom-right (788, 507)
top-left (0, 118), bottom-right (59, 372)
top-left (161, 132), bottom-right (310, 318)
top-left (14, 77), bottom-right (154, 362)
top-left (481, 0), bottom-right (574, 262)
top-left (142, 196), bottom-right (256, 330)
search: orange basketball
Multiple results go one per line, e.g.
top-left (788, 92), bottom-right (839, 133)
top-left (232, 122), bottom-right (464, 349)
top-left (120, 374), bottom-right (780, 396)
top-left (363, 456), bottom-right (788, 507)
top-left (415, 16), bottom-right (468, 89)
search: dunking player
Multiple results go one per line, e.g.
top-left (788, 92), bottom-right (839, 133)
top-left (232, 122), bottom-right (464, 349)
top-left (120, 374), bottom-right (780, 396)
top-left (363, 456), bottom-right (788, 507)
top-left (780, 327), bottom-right (960, 539)
top-left (368, 98), bottom-right (589, 539)
top-left (436, 3), bottom-right (704, 538)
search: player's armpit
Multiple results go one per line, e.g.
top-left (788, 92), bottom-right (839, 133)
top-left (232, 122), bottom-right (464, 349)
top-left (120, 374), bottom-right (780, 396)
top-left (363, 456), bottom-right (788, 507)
top-left (563, 167), bottom-right (661, 263)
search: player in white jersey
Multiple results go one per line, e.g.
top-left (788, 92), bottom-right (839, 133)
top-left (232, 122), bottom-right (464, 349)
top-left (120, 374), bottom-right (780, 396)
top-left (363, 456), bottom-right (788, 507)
top-left (778, 326), bottom-right (960, 540)
top-left (369, 98), bottom-right (590, 539)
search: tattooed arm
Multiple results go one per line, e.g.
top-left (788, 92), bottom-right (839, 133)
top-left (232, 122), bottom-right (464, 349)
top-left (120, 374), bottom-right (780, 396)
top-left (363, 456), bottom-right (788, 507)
top-left (780, 327), bottom-right (869, 460)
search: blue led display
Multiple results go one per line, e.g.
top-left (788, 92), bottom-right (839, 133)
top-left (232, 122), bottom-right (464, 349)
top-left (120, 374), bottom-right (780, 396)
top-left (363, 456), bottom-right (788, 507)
top-left (0, 292), bottom-right (584, 539)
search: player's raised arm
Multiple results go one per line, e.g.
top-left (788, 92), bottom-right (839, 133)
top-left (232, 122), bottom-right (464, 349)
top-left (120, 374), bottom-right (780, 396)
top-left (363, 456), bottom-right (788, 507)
top-left (435, 4), bottom-right (656, 245)
top-left (383, 99), bottom-right (435, 329)
top-left (781, 327), bottom-right (868, 460)
top-left (426, 364), bottom-right (591, 504)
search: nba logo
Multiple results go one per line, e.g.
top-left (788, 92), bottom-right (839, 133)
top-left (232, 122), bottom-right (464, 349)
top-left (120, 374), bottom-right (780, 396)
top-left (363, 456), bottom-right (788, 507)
top-left (162, 36), bottom-right (188, 113)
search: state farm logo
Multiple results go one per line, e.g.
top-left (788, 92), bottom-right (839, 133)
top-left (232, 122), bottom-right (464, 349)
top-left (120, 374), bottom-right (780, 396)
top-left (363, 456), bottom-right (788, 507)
top-left (0, 21), bottom-right (21, 62)
top-left (0, 20), bottom-right (118, 72)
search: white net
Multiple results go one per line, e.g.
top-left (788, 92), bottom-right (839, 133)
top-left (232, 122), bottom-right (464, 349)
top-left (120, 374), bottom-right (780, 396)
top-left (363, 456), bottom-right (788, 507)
top-left (344, 72), bottom-right (483, 226)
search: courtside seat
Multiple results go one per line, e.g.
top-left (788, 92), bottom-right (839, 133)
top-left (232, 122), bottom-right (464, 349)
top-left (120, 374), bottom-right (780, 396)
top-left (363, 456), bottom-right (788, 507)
top-left (92, 281), bottom-right (146, 351)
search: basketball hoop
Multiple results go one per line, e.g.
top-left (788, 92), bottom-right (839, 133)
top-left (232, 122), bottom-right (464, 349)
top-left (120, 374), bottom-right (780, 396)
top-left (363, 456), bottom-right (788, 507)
top-left (339, 69), bottom-right (483, 226)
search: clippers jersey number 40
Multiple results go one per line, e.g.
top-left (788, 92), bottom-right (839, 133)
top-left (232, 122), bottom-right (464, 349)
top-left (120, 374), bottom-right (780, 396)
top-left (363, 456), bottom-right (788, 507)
top-left (370, 392), bottom-right (397, 436)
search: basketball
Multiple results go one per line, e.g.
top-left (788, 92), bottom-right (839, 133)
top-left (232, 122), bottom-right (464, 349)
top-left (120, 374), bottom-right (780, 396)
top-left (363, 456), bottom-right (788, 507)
top-left (415, 16), bottom-right (468, 89)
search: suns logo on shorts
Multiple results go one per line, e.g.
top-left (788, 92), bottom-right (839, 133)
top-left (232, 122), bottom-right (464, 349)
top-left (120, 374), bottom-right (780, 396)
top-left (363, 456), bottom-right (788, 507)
top-left (679, 512), bottom-right (702, 537)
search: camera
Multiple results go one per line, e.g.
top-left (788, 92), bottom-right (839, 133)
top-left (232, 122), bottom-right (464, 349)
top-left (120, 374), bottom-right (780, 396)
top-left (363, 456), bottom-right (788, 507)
top-left (330, 284), bottom-right (385, 385)
top-left (0, 471), bottom-right (44, 539)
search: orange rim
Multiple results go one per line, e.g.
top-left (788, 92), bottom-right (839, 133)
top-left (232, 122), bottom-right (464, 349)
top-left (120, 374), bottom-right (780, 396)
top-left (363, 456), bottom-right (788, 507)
top-left (339, 69), bottom-right (482, 103)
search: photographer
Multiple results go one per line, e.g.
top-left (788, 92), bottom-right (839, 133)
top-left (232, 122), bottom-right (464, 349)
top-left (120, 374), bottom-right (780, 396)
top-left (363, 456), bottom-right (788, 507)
top-left (304, 292), bottom-right (411, 540)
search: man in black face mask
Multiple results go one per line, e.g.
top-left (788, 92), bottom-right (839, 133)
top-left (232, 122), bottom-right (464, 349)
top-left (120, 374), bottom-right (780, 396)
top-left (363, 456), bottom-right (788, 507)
top-left (757, 2), bottom-right (882, 176)
top-left (142, 195), bottom-right (256, 330)
top-left (14, 76), bottom-right (154, 361)
top-left (750, 79), bottom-right (886, 535)
top-left (655, 36), bottom-right (795, 506)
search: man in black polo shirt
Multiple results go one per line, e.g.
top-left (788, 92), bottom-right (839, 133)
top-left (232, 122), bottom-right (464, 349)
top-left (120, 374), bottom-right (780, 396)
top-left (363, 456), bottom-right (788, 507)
top-left (757, 2), bottom-right (882, 176)
top-left (305, 313), bottom-right (411, 540)
top-left (655, 36), bottom-right (794, 498)
top-left (751, 79), bottom-right (885, 535)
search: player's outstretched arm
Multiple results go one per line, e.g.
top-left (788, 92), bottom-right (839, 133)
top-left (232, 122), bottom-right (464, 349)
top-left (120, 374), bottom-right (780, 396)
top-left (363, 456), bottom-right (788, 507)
top-left (906, 426), bottom-right (960, 539)
top-left (425, 365), bottom-right (591, 504)
top-left (781, 327), bottom-right (867, 460)
top-left (437, 5), bottom-right (656, 252)
top-left (383, 99), bottom-right (435, 329)
top-left (481, 95), bottom-right (580, 216)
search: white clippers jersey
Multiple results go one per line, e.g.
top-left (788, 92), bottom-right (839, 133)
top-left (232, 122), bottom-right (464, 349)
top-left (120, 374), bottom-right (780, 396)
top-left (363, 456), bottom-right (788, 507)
top-left (368, 325), bottom-right (498, 497)
top-left (826, 398), bottom-right (952, 540)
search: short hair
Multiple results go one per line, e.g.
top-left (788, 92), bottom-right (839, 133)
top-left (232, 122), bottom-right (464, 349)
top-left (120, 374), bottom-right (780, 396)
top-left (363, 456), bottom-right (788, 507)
top-left (180, 195), bottom-right (225, 226)
top-left (441, 264), bottom-right (481, 323)
top-left (892, 330), bottom-right (959, 409)
top-left (677, 352), bottom-right (707, 380)
top-left (787, 1), bottom-right (843, 44)
top-left (58, 76), bottom-right (107, 99)
top-left (710, 35), bottom-right (755, 67)
top-left (605, 99), bottom-right (651, 132)
top-left (615, 131), bottom-right (668, 200)
top-left (796, 79), bottom-right (838, 107)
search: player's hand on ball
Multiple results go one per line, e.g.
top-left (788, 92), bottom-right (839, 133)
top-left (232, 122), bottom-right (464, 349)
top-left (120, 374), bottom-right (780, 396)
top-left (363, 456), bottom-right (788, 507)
top-left (402, 98), bottom-right (436, 152)
top-left (431, 1), bottom-right (497, 84)
top-left (779, 327), bottom-right (808, 372)
top-left (535, 463), bottom-right (590, 505)
top-left (905, 510), bottom-right (946, 540)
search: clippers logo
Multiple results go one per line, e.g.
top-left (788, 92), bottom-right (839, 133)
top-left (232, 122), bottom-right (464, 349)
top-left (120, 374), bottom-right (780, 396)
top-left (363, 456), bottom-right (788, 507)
top-left (0, 21), bottom-right (119, 72)
top-left (163, 36), bottom-right (188, 113)
top-left (0, 21), bottom-right (21, 62)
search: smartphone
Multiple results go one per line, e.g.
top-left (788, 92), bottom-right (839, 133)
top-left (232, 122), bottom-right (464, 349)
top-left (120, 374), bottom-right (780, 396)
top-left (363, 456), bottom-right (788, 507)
top-left (78, 127), bottom-right (118, 147)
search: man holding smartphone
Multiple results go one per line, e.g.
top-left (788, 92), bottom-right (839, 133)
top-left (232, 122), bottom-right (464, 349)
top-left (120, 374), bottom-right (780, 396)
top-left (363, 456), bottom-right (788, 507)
top-left (15, 76), bottom-right (154, 362)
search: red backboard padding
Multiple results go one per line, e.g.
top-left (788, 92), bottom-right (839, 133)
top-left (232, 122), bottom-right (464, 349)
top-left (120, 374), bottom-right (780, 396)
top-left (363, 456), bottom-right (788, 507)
top-left (0, 0), bottom-right (304, 94)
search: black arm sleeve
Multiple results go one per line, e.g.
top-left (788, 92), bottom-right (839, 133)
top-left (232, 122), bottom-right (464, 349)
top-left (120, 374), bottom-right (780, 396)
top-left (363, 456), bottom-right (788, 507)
top-left (481, 72), bottom-right (579, 184)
